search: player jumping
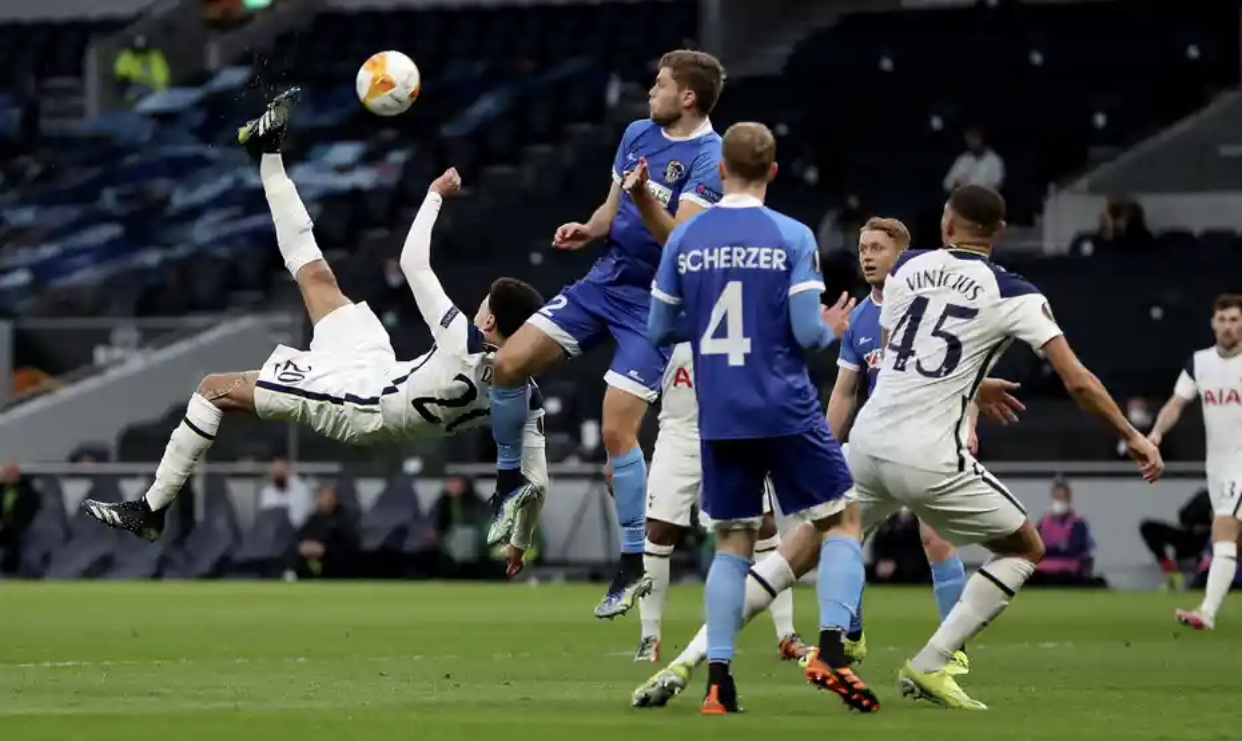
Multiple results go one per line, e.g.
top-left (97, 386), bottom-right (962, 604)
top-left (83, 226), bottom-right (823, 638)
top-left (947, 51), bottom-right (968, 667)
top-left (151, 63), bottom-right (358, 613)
top-left (849, 184), bottom-right (1162, 709)
top-left (827, 216), bottom-right (973, 675)
top-left (487, 50), bottom-right (726, 619)
top-left (648, 121), bottom-right (878, 714)
top-left (82, 90), bottom-right (549, 568)
top-left (1147, 293), bottom-right (1242, 631)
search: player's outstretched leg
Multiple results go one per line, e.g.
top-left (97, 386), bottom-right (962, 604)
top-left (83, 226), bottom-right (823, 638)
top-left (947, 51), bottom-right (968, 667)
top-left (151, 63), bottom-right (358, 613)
top-left (595, 386), bottom-right (654, 619)
top-left (636, 519), bottom-right (678, 662)
top-left (758, 515), bottom-right (809, 660)
top-left (1176, 516), bottom-right (1239, 630)
top-left (632, 523), bottom-right (819, 708)
top-left (802, 502), bottom-right (880, 713)
top-left (898, 521), bottom-right (1043, 710)
top-left (922, 522), bottom-right (971, 675)
top-left (82, 371), bottom-right (258, 540)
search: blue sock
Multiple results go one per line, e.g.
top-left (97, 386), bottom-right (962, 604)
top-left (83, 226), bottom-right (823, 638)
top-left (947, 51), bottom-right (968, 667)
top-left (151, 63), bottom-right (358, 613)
top-left (848, 585), bottom-right (865, 639)
top-left (705, 551), bottom-right (751, 662)
top-left (930, 553), bottom-right (967, 623)
top-left (817, 535), bottom-right (864, 632)
top-left (609, 447), bottom-right (647, 555)
top-left (489, 385), bottom-right (528, 472)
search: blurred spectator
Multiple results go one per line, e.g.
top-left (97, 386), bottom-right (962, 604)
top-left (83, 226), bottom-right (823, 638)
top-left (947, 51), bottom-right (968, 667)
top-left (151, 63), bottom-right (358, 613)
top-left (943, 125), bottom-right (1004, 193)
top-left (1095, 191), bottom-right (1153, 251)
top-left (788, 143), bottom-right (821, 187)
top-left (288, 483), bottom-right (358, 579)
top-left (257, 458), bottom-right (313, 527)
top-left (1031, 481), bottom-right (1106, 587)
top-left (0, 463), bottom-right (39, 575)
top-left (1139, 487), bottom-right (1212, 590)
top-left (867, 509), bottom-right (930, 584)
top-left (817, 192), bottom-right (869, 253)
top-left (432, 475), bottom-right (493, 577)
top-left (113, 35), bottom-right (170, 106)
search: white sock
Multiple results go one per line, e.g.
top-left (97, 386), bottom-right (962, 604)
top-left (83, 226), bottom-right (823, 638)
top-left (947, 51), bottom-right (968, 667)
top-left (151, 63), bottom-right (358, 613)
top-left (145, 394), bottom-right (223, 511)
top-left (1200, 541), bottom-right (1237, 619)
top-left (911, 556), bottom-right (1035, 673)
top-left (260, 153), bottom-right (322, 278)
top-left (639, 540), bottom-right (674, 639)
top-left (757, 534), bottom-right (796, 638)
top-left (673, 552), bottom-right (797, 668)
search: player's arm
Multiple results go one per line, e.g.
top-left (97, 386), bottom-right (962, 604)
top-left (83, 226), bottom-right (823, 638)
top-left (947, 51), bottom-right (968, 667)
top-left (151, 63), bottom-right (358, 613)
top-left (647, 223), bottom-right (692, 346)
top-left (399, 169), bottom-right (469, 347)
top-left (576, 181), bottom-right (622, 243)
top-left (1149, 360), bottom-right (1198, 445)
top-left (626, 150), bottom-right (721, 245)
top-left (826, 366), bottom-right (861, 441)
top-left (788, 224), bottom-right (841, 350)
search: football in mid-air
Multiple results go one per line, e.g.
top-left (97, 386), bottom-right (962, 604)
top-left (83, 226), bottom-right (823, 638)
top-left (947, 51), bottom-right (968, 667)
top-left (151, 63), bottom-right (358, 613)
top-left (355, 51), bottom-right (421, 116)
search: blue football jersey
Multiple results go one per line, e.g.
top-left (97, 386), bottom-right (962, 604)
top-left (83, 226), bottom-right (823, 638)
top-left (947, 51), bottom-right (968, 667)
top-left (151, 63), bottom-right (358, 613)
top-left (837, 295), bottom-right (884, 395)
top-left (587, 119), bottom-right (722, 290)
top-left (652, 194), bottom-right (825, 440)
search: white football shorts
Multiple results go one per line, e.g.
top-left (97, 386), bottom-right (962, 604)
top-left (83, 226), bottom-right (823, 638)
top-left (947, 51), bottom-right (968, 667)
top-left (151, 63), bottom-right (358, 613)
top-left (1207, 466), bottom-right (1242, 520)
top-left (646, 430), bottom-right (773, 528)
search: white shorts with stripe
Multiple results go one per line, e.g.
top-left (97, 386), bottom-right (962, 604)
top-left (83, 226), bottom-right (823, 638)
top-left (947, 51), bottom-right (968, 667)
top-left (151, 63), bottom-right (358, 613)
top-left (253, 302), bottom-right (400, 446)
top-left (646, 431), bottom-right (774, 528)
top-left (847, 444), bottom-right (1026, 546)
top-left (1208, 465), bottom-right (1242, 520)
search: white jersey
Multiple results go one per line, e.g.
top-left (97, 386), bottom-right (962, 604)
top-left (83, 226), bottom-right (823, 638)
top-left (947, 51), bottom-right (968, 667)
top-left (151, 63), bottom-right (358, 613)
top-left (851, 248), bottom-right (1063, 471)
top-left (657, 342), bottom-right (698, 441)
top-left (1174, 347), bottom-right (1242, 475)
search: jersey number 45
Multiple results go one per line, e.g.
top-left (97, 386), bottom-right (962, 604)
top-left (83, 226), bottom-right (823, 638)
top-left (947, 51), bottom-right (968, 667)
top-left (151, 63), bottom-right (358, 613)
top-left (887, 296), bottom-right (979, 379)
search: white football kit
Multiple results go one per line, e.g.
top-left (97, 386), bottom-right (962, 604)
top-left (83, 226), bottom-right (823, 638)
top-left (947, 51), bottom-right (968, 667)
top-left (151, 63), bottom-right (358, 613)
top-left (1174, 347), bottom-right (1242, 518)
top-left (647, 342), bottom-right (773, 528)
top-left (849, 248), bottom-right (1063, 545)
top-left (251, 191), bottom-right (547, 509)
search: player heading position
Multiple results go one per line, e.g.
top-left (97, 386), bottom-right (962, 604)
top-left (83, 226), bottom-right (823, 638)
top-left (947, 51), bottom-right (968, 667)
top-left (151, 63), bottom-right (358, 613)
top-left (1148, 293), bottom-right (1242, 631)
top-left (488, 50), bottom-right (726, 618)
top-left (828, 217), bottom-right (971, 674)
top-left (849, 185), bottom-right (1163, 710)
top-left (82, 90), bottom-right (549, 568)
top-left (649, 121), bottom-right (878, 714)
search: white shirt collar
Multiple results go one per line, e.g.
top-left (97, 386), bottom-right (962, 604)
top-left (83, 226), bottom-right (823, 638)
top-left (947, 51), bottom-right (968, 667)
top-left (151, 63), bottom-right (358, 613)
top-left (716, 193), bottom-right (763, 209)
top-left (662, 117), bottom-right (714, 141)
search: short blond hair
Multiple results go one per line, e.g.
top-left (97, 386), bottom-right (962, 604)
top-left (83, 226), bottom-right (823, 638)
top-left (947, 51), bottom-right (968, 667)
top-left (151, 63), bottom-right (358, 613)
top-left (862, 217), bottom-right (911, 251)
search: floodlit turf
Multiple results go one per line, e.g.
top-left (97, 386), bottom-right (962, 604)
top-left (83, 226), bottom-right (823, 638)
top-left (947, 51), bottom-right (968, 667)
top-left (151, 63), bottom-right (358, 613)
top-left (0, 581), bottom-right (1234, 740)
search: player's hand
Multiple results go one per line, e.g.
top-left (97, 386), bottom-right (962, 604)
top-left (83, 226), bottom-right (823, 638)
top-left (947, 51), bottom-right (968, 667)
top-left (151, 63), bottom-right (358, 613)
top-left (552, 222), bottom-right (593, 250)
top-left (967, 428), bottom-right (979, 456)
top-left (821, 292), bottom-right (856, 338)
top-left (504, 544), bottom-right (526, 578)
top-left (1126, 434), bottom-right (1164, 483)
top-left (975, 378), bottom-right (1025, 425)
top-left (622, 157), bottom-right (650, 197)
top-left (430, 167), bottom-right (462, 197)
top-left (1146, 430), bottom-right (1164, 447)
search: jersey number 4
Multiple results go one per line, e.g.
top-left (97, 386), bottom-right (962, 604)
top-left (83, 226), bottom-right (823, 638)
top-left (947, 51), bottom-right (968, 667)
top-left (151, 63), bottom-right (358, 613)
top-left (888, 296), bottom-right (979, 378)
top-left (701, 281), bottom-right (752, 366)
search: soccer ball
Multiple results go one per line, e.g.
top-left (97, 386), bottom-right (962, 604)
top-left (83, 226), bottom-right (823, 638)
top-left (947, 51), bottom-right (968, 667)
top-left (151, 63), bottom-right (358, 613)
top-left (355, 51), bottom-right (421, 116)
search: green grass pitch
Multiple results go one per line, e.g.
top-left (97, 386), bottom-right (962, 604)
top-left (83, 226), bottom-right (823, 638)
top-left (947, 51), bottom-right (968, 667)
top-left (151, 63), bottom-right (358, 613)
top-left (0, 582), bottom-right (1234, 740)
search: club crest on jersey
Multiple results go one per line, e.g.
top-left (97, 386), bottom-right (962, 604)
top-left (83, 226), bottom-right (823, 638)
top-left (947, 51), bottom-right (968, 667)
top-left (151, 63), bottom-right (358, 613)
top-left (664, 160), bottom-right (685, 184)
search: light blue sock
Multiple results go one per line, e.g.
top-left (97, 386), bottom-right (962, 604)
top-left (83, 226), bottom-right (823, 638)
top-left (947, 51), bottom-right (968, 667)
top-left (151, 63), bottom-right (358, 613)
top-left (930, 553), bottom-right (967, 623)
top-left (609, 447), bottom-right (647, 555)
top-left (817, 535), bottom-right (864, 632)
top-left (848, 585), bottom-right (865, 638)
top-left (705, 551), bottom-right (751, 662)
top-left (489, 384), bottom-right (528, 472)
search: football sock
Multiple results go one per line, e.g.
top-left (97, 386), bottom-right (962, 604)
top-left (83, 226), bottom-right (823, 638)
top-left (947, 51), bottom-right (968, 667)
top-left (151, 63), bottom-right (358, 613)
top-left (756, 534), bottom-right (796, 639)
top-left (911, 556), bottom-right (1035, 673)
top-left (609, 447), bottom-right (647, 556)
top-left (675, 552), bottom-right (796, 667)
top-left (816, 535), bottom-right (863, 666)
top-left (847, 588), bottom-right (865, 641)
top-left (705, 551), bottom-right (750, 663)
top-left (489, 384), bottom-right (528, 477)
top-left (260, 154), bottom-right (322, 278)
top-left (640, 540), bottom-right (674, 639)
top-left (145, 394), bottom-right (222, 511)
top-left (1200, 541), bottom-right (1237, 619)
top-left (931, 553), bottom-right (968, 622)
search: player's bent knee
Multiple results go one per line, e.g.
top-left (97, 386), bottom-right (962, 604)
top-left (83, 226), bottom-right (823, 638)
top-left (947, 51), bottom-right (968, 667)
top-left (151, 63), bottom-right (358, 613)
top-left (1211, 515), bottom-right (1242, 541)
top-left (919, 522), bottom-right (956, 562)
top-left (987, 519), bottom-right (1044, 563)
top-left (645, 518), bottom-right (682, 546)
top-left (196, 371), bottom-right (257, 413)
top-left (758, 512), bottom-right (779, 540)
top-left (808, 499), bottom-right (861, 538)
top-left (601, 387), bottom-right (648, 454)
top-left (493, 324), bottom-right (561, 387)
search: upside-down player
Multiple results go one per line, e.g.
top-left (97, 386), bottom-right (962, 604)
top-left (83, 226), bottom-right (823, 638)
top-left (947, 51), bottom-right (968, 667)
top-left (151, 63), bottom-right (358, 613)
top-left (850, 185), bottom-right (1162, 709)
top-left (827, 216), bottom-right (973, 675)
top-left (1147, 293), bottom-right (1242, 631)
top-left (648, 121), bottom-right (877, 714)
top-left (82, 90), bottom-right (548, 568)
top-left (488, 50), bottom-right (726, 619)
